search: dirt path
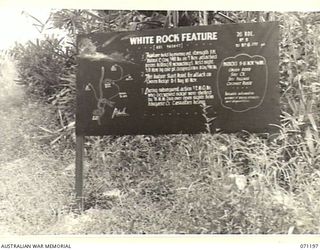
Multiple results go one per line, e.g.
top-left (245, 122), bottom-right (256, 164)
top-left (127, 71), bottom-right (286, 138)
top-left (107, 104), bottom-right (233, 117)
top-left (0, 53), bottom-right (68, 162)
top-left (0, 54), bottom-right (46, 163)
top-left (0, 54), bottom-right (73, 234)
top-left (0, 54), bottom-right (28, 162)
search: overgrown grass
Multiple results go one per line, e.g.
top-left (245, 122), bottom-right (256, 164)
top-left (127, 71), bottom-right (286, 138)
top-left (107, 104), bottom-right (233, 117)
top-left (47, 132), bottom-right (318, 234)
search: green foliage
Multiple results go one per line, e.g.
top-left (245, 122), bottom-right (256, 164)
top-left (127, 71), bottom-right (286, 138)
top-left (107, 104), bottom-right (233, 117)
top-left (276, 13), bottom-right (320, 192)
top-left (50, 9), bottom-right (163, 35)
top-left (45, 133), bottom-right (320, 234)
top-left (12, 37), bottom-right (76, 132)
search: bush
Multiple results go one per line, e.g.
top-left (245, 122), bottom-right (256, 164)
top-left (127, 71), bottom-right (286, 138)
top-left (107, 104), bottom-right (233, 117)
top-left (12, 37), bottom-right (76, 124)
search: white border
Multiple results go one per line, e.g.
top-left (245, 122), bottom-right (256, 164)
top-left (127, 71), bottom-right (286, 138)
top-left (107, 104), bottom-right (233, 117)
top-left (0, 0), bottom-right (320, 11)
top-left (217, 53), bottom-right (268, 112)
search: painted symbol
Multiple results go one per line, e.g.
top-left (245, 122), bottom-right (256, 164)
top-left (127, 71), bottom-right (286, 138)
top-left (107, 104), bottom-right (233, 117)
top-left (125, 75), bottom-right (133, 81)
top-left (111, 65), bottom-right (117, 71)
top-left (111, 107), bottom-right (129, 119)
top-left (87, 64), bottom-right (131, 125)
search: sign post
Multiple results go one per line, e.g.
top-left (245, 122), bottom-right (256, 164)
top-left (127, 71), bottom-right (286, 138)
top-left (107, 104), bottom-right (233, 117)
top-left (75, 134), bottom-right (84, 211)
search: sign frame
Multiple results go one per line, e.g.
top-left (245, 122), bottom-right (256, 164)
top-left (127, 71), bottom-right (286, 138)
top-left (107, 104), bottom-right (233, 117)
top-left (75, 20), bottom-right (280, 210)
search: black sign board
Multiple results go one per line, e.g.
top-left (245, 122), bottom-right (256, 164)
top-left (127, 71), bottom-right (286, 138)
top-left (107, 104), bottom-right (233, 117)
top-left (76, 21), bottom-right (279, 136)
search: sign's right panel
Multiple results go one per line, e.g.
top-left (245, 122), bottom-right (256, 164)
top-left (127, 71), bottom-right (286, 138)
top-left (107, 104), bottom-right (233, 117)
top-left (213, 21), bottom-right (279, 133)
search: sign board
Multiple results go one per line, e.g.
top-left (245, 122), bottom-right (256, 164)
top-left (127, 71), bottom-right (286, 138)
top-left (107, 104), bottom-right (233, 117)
top-left (76, 21), bottom-right (279, 135)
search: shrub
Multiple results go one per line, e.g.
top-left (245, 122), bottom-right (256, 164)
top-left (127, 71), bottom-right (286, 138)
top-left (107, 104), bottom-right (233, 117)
top-left (12, 37), bottom-right (76, 125)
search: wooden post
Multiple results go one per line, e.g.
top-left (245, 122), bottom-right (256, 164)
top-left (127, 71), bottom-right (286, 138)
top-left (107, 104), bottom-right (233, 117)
top-left (75, 134), bottom-right (84, 211)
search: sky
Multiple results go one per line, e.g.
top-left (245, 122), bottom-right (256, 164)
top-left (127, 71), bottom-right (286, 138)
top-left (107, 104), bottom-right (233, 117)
top-left (0, 8), bottom-right (62, 50)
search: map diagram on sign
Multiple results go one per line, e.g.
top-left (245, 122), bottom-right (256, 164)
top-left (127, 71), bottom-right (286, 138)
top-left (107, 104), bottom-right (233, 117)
top-left (85, 64), bottom-right (132, 125)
